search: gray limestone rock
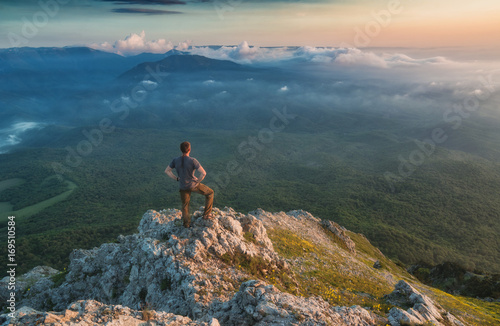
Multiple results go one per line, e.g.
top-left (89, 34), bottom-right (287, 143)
top-left (0, 207), bottom-right (468, 326)
top-left (4, 299), bottom-right (219, 326)
top-left (321, 220), bottom-right (356, 254)
top-left (386, 280), bottom-right (465, 326)
top-left (211, 280), bottom-right (383, 325)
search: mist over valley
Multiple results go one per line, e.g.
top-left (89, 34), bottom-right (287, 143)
top-left (1, 45), bottom-right (500, 278)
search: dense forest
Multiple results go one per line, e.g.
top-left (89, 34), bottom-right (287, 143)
top-left (1, 49), bottom-right (499, 282)
top-left (1, 122), bottom-right (500, 276)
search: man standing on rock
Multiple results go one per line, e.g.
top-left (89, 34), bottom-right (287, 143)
top-left (165, 141), bottom-right (214, 227)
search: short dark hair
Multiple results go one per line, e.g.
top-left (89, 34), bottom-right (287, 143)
top-left (180, 141), bottom-right (191, 153)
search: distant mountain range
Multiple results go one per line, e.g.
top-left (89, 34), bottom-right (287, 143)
top-left (0, 46), bottom-right (254, 129)
top-left (0, 47), bottom-right (171, 74)
top-left (0, 47), bottom-right (247, 76)
top-left (119, 54), bottom-right (247, 82)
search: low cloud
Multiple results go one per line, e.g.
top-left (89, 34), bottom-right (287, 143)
top-left (7, 122), bottom-right (44, 133)
top-left (189, 43), bottom-right (458, 68)
top-left (91, 31), bottom-right (190, 56)
top-left (91, 33), bottom-right (464, 69)
top-left (383, 54), bottom-right (455, 66)
top-left (0, 122), bottom-right (44, 153)
top-left (190, 41), bottom-right (293, 64)
top-left (334, 49), bottom-right (388, 68)
top-left (141, 80), bottom-right (158, 88)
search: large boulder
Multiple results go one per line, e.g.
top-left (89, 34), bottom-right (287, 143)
top-left (386, 280), bottom-right (465, 326)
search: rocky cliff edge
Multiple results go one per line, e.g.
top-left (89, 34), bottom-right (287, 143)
top-left (1, 207), bottom-right (468, 326)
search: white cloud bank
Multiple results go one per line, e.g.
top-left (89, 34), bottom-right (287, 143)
top-left (189, 41), bottom-right (293, 64)
top-left (90, 31), bottom-right (190, 56)
top-left (90, 32), bottom-right (462, 68)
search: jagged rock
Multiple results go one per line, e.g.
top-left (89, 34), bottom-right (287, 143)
top-left (7, 208), bottom-right (285, 318)
top-left (138, 208), bottom-right (180, 238)
top-left (3, 299), bottom-right (219, 325)
top-left (211, 280), bottom-right (383, 325)
top-left (285, 209), bottom-right (321, 223)
top-left (0, 207), bottom-right (468, 326)
top-left (386, 280), bottom-right (465, 326)
top-left (238, 211), bottom-right (274, 250)
top-left (321, 220), bottom-right (356, 253)
top-left (0, 265), bottom-right (59, 311)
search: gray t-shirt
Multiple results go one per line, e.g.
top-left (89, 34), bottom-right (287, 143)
top-left (169, 156), bottom-right (201, 190)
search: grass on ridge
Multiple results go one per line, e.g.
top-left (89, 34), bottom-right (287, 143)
top-left (267, 227), bottom-right (395, 315)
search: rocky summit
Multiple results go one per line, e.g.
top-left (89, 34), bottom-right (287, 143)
top-left (1, 207), bottom-right (472, 325)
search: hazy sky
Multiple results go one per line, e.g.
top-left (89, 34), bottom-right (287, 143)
top-left (1, 0), bottom-right (499, 54)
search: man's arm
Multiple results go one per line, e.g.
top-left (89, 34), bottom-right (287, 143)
top-left (165, 166), bottom-right (178, 181)
top-left (196, 165), bottom-right (207, 184)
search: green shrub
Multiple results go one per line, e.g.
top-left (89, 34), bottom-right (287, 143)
top-left (51, 268), bottom-right (69, 287)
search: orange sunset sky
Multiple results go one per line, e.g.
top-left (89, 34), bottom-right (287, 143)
top-left (0, 0), bottom-right (499, 56)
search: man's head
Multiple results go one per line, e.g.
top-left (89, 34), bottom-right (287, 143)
top-left (180, 141), bottom-right (191, 154)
